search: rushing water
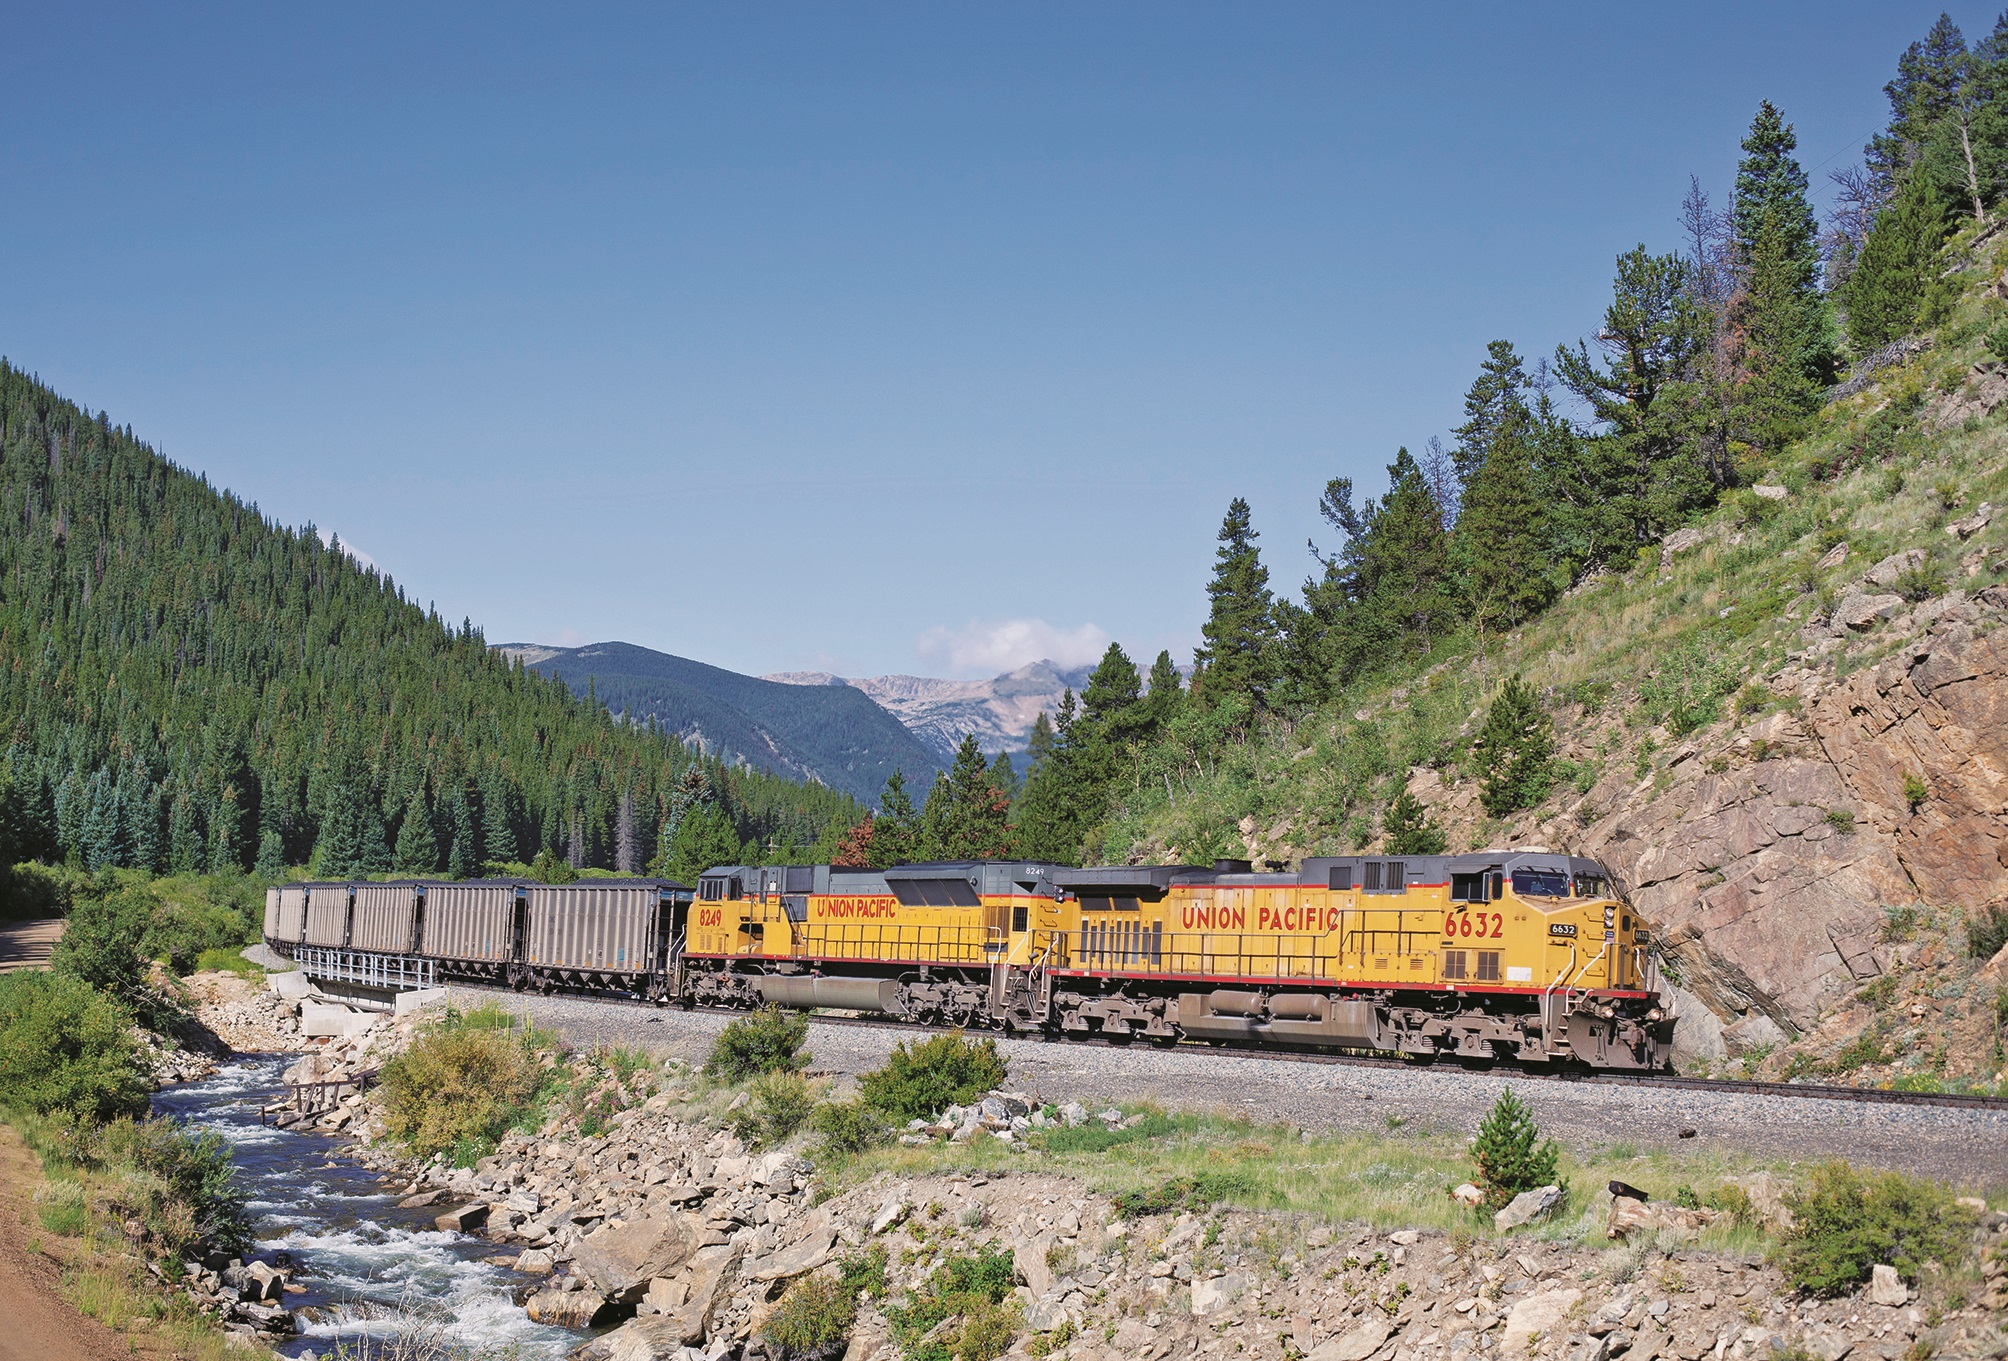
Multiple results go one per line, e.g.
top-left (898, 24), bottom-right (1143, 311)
top-left (151, 1056), bottom-right (580, 1360)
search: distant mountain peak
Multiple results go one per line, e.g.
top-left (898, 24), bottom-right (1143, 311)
top-left (764, 657), bottom-right (1095, 761)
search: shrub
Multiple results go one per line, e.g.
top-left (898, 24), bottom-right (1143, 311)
top-left (377, 1007), bottom-right (556, 1160)
top-left (1109, 1170), bottom-right (1251, 1219)
top-left (1891, 561), bottom-right (1941, 604)
top-left (1383, 790), bottom-right (1448, 856)
top-left (706, 1006), bottom-right (810, 1082)
top-left (885, 1250), bottom-right (1019, 1361)
top-left (859, 1032), bottom-right (1007, 1122)
top-left (1825, 808), bottom-right (1857, 835)
top-left (809, 1100), bottom-right (892, 1156)
top-left (51, 889), bottom-right (153, 999)
top-left (1638, 640), bottom-right (1738, 738)
top-left (1903, 773), bottom-right (1929, 813)
top-left (1471, 1088), bottom-right (1561, 1210)
top-left (1968, 905), bottom-right (2008, 961)
top-left (732, 1071), bottom-right (816, 1146)
top-left (1778, 1162), bottom-right (1972, 1295)
top-left (0, 970), bottom-right (149, 1122)
top-left (94, 1117), bottom-right (253, 1259)
top-left (763, 1273), bottom-right (854, 1361)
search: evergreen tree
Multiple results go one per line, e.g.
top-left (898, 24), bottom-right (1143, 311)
top-left (1844, 177), bottom-right (1949, 350)
top-left (481, 767), bottom-right (518, 865)
top-left (312, 784), bottom-right (362, 878)
top-left (929, 735), bottom-right (1015, 860)
top-left (1554, 247), bottom-right (1715, 545)
top-left (1022, 711), bottom-right (1056, 782)
top-left (1451, 341), bottom-right (1529, 494)
top-left (1012, 691), bottom-right (1083, 863)
top-left (1456, 395), bottom-right (1554, 636)
top-left (255, 828), bottom-right (285, 877)
top-left (1471, 1088), bottom-right (1562, 1209)
top-left (1144, 650), bottom-right (1183, 732)
top-left (1734, 101), bottom-right (1822, 276)
top-left (168, 790), bottom-right (206, 875)
top-left (1383, 789), bottom-right (1448, 856)
top-left (667, 803), bottom-right (743, 884)
top-left (1475, 676), bottom-right (1556, 817)
top-left (870, 769), bottom-right (919, 868)
top-left (445, 787), bottom-right (478, 878)
top-left (986, 750), bottom-right (1018, 804)
top-left (1869, 15), bottom-right (1972, 195)
top-left (1192, 498), bottom-right (1280, 717)
top-left (393, 788), bottom-right (440, 875)
top-left (126, 783), bottom-right (162, 873)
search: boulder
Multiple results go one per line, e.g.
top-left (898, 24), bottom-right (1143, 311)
top-left (1606, 1195), bottom-right (1720, 1240)
top-left (1752, 484), bottom-right (1789, 501)
top-left (1189, 1271), bottom-right (1248, 1317)
top-left (1864, 549), bottom-right (1927, 589)
top-left (1450, 1183), bottom-right (1483, 1207)
top-left (515, 1249), bottom-right (555, 1274)
top-left (648, 1243), bottom-right (744, 1344)
top-left (1025, 1295), bottom-right (1070, 1332)
top-left (1305, 1316), bottom-right (1389, 1361)
top-left (1494, 1185), bottom-right (1564, 1232)
top-left (573, 1212), bottom-right (704, 1303)
top-left (434, 1203), bottom-right (489, 1233)
top-left (1869, 1264), bottom-right (1907, 1307)
top-left (241, 1260), bottom-right (284, 1303)
top-left (751, 1219), bottom-right (836, 1280)
top-left (1832, 591), bottom-right (1906, 632)
top-left (1500, 1289), bottom-right (1581, 1357)
top-left (1013, 1235), bottom-right (1055, 1299)
top-left (524, 1287), bottom-right (618, 1327)
top-left (870, 1199), bottom-right (908, 1235)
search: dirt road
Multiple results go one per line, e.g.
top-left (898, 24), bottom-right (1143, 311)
top-left (0, 1128), bottom-right (139, 1361)
top-left (0, 918), bottom-right (63, 972)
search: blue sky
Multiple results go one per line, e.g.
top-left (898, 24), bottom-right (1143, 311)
top-left (1, 4), bottom-right (1981, 678)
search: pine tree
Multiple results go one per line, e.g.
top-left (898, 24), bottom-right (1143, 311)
top-left (1471, 1088), bottom-right (1562, 1209)
top-left (931, 735), bottom-right (1015, 860)
top-left (1193, 498), bottom-right (1279, 718)
top-left (1734, 101), bottom-right (1822, 275)
top-left (393, 788), bottom-right (439, 876)
top-left (1869, 15), bottom-right (1972, 195)
top-left (1451, 341), bottom-right (1529, 493)
top-left (615, 787), bottom-right (639, 874)
top-left (1475, 676), bottom-right (1556, 817)
top-left (1844, 177), bottom-right (1948, 350)
top-left (481, 767), bottom-right (518, 865)
top-left (1144, 650), bottom-right (1183, 732)
top-left (1383, 789), bottom-right (1448, 856)
top-left (871, 770), bottom-right (918, 869)
top-left (986, 750), bottom-right (1018, 804)
top-left (1457, 416), bottom-right (1553, 636)
top-left (255, 828), bottom-right (285, 877)
top-left (126, 783), bottom-right (162, 873)
top-left (312, 784), bottom-right (361, 878)
top-left (1011, 691), bottom-right (1083, 863)
top-left (667, 803), bottom-right (743, 883)
top-left (169, 789), bottom-right (206, 875)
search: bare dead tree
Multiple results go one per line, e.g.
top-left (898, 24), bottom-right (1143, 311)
top-left (1418, 435), bottom-right (1460, 526)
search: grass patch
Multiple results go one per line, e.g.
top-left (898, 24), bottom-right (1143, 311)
top-left (191, 947), bottom-right (264, 979)
top-left (885, 1249), bottom-right (1019, 1361)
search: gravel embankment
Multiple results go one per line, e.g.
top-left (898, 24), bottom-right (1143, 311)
top-left (454, 987), bottom-right (2008, 1187)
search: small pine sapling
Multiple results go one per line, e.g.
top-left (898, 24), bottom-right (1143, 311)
top-left (1471, 1088), bottom-right (1562, 1209)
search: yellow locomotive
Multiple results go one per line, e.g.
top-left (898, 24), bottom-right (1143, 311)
top-left (679, 850), bottom-right (1673, 1070)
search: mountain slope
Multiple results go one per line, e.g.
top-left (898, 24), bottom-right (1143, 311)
top-left (764, 659), bottom-right (1094, 761)
top-left (0, 363), bottom-right (860, 877)
top-left (503, 642), bottom-right (942, 805)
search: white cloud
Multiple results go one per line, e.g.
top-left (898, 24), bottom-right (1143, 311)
top-left (915, 618), bottom-right (1109, 677)
top-left (317, 528), bottom-right (377, 572)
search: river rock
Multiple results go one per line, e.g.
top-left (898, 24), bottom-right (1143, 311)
top-left (1500, 1289), bottom-right (1581, 1357)
top-left (434, 1203), bottom-right (489, 1233)
top-left (242, 1260), bottom-right (284, 1302)
top-left (525, 1287), bottom-right (617, 1327)
top-left (574, 1211), bottom-right (705, 1303)
top-left (1869, 1264), bottom-right (1907, 1306)
top-left (1305, 1315), bottom-right (1388, 1361)
top-left (1494, 1185), bottom-right (1564, 1232)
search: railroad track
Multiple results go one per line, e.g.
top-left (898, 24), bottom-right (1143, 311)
top-left (440, 980), bottom-right (2008, 1115)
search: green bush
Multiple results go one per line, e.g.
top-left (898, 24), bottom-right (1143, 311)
top-left (95, 1117), bottom-right (253, 1260)
top-left (705, 1005), bottom-right (810, 1082)
top-left (377, 1007), bottom-right (561, 1161)
top-left (1778, 1162), bottom-right (1972, 1295)
top-left (1471, 1089), bottom-right (1562, 1210)
top-left (732, 1071), bottom-right (816, 1146)
top-left (1968, 905), bottom-right (2008, 961)
top-left (1638, 640), bottom-right (1738, 738)
top-left (763, 1273), bottom-right (855, 1360)
top-left (0, 970), bottom-right (149, 1122)
top-left (1903, 773), bottom-right (1929, 812)
top-left (885, 1250), bottom-right (1019, 1361)
top-left (859, 1032), bottom-right (1007, 1123)
top-left (51, 889), bottom-right (153, 998)
top-left (809, 1100), bottom-right (892, 1156)
top-left (1109, 1171), bottom-right (1252, 1219)
top-left (1474, 676), bottom-right (1556, 816)
top-left (1825, 808), bottom-right (1857, 835)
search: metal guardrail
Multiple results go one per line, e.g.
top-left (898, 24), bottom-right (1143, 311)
top-left (294, 947), bottom-right (435, 991)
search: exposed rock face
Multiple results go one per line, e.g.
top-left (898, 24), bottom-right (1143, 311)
top-left (1580, 593), bottom-right (2008, 1049)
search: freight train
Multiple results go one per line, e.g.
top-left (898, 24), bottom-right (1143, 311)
top-left (264, 849), bottom-right (1675, 1070)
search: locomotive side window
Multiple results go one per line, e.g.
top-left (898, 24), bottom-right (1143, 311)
top-left (1012, 905), bottom-right (1028, 933)
top-left (1573, 873), bottom-right (1611, 899)
top-left (1511, 867), bottom-right (1570, 898)
top-left (1450, 873), bottom-right (1489, 903)
top-left (1442, 950), bottom-right (1467, 979)
top-left (1328, 866), bottom-right (1352, 891)
top-left (1475, 951), bottom-right (1501, 982)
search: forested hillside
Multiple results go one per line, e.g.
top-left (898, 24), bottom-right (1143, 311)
top-left (0, 363), bottom-right (860, 885)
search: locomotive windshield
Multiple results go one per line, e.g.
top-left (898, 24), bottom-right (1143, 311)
top-left (1511, 867), bottom-right (1571, 898)
top-left (1572, 872), bottom-right (1612, 899)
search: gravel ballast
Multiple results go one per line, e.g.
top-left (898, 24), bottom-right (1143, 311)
top-left (458, 988), bottom-right (2008, 1186)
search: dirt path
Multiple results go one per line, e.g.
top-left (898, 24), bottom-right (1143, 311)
top-left (0, 1127), bottom-right (141, 1361)
top-left (0, 918), bottom-right (63, 972)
